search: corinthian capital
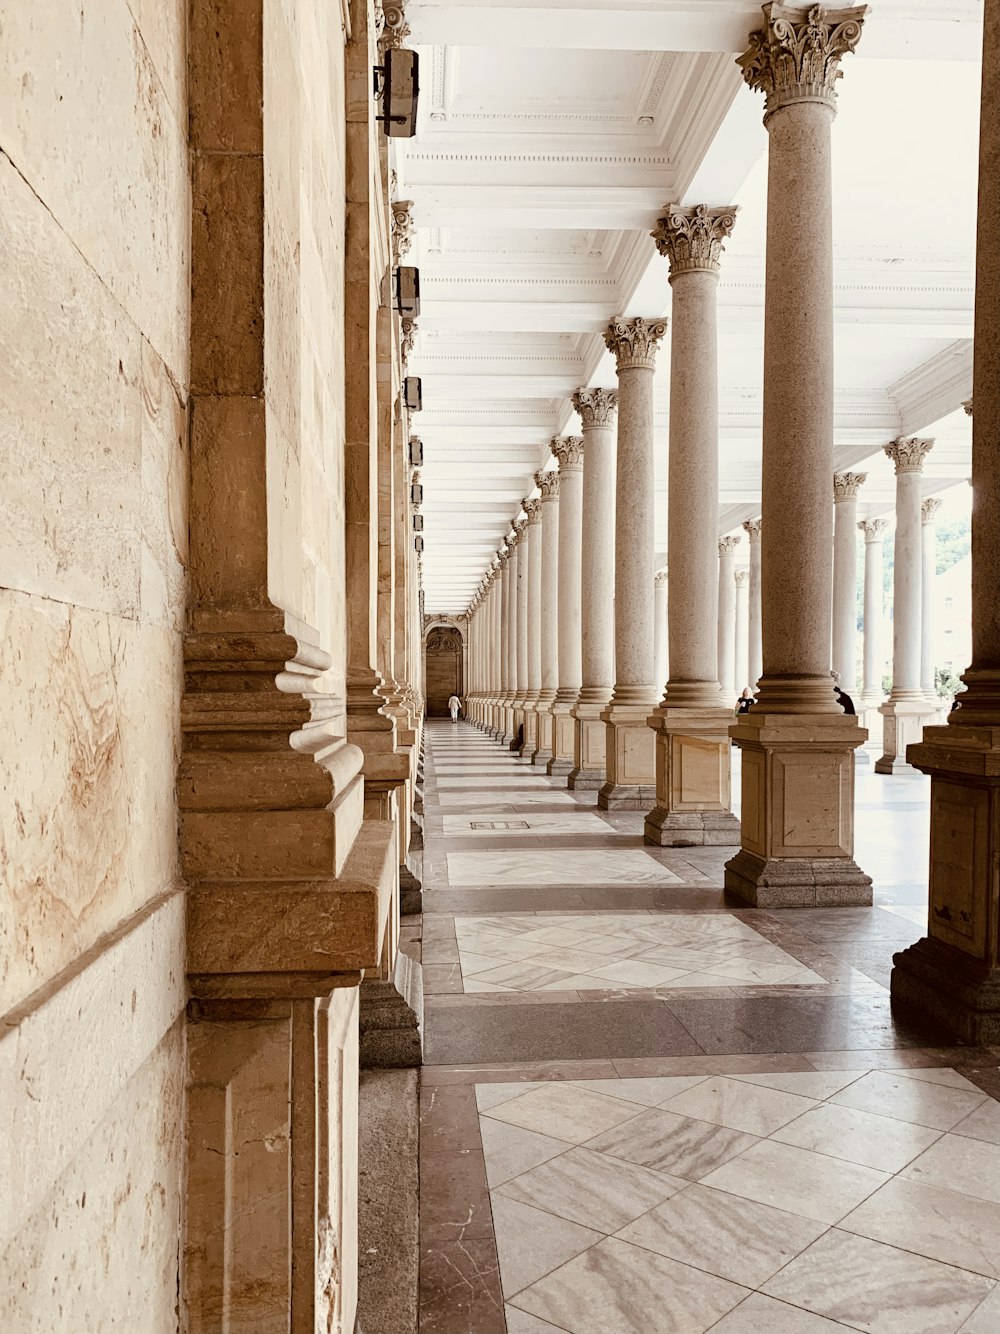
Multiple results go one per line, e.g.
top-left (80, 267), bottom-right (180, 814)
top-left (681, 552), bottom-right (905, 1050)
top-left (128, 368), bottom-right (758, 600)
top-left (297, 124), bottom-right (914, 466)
top-left (551, 435), bottom-right (585, 470)
top-left (654, 569), bottom-right (668, 588)
top-left (391, 199), bottom-right (415, 267)
top-left (401, 317), bottom-right (417, 365)
top-left (604, 316), bottom-right (666, 371)
top-left (884, 437), bottom-right (933, 475)
top-left (738, 3), bottom-right (869, 122)
top-left (963, 398), bottom-right (973, 416)
top-left (833, 471), bottom-right (866, 501)
top-left (572, 386), bottom-right (618, 428)
top-left (922, 497), bottom-right (944, 524)
top-left (719, 535), bottom-right (741, 557)
top-left (378, 2), bottom-right (411, 55)
top-left (735, 569), bottom-right (750, 588)
top-left (535, 470), bottom-right (560, 500)
top-left (523, 497), bottom-right (542, 524)
top-left (858, 517), bottom-right (887, 543)
top-left (651, 204), bottom-right (738, 278)
top-left (742, 518), bottom-right (762, 541)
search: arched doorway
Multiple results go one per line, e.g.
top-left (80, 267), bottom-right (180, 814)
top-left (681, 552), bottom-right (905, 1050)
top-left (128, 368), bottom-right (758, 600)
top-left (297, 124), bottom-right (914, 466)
top-left (425, 626), bottom-right (464, 717)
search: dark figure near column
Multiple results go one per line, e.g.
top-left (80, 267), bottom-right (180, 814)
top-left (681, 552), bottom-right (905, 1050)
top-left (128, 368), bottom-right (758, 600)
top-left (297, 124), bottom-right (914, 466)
top-left (736, 687), bottom-right (755, 716)
top-left (509, 723), bottom-right (524, 752)
top-left (831, 670), bottom-right (856, 715)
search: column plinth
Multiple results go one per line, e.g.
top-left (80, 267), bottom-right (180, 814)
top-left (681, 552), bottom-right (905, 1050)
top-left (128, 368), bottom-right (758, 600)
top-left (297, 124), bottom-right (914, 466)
top-left (531, 471), bottom-right (560, 765)
top-left (891, 18), bottom-right (1000, 1041)
top-left (726, 3), bottom-right (871, 905)
top-left (876, 438), bottom-right (938, 774)
top-left (548, 437), bottom-right (584, 777)
top-left (599, 319), bottom-right (664, 808)
top-left (568, 390), bottom-right (618, 788)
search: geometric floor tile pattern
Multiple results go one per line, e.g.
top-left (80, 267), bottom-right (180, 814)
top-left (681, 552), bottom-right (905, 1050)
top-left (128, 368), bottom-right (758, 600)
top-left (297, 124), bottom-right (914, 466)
top-left (481, 1067), bottom-right (1000, 1333)
top-left (456, 911), bottom-right (827, 993)
top-left (446, 849), bottom-right (685, 887)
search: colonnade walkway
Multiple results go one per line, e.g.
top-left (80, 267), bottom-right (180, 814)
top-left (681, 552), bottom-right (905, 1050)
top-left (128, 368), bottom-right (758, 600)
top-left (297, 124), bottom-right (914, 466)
top-left (414, 721), bottom-right (1000, 1334)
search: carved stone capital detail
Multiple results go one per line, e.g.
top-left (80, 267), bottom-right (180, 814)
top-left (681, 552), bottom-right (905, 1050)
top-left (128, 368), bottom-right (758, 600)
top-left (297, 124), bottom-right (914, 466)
top-left (858, 517), bottom-right (888, 543)
top-left (378, 2), bottom-right (411, 55)
top-left (922, 497), bottom-right (944, 523)
top-left (735, 569), bottom-right (750, 587)
top-left (884, 436), bottom-right (933, 475)
top-left (963, 398), bottom-right (973, 416)
top-left (833, 470), bottom-right (866, 501)
top-left (719, 535), bottom-right (742, 557)
top-left (654, 569), bottom-right (668, 588)
top-left (535, 470), bottom-right (560, 500)
top-left (651, 204), bottom-right (738, 277)
top-left (391, 199), bottom-right (415, 267)
top-left (401, 317), bottom-right (417, 365)
top-left (738, 3), bottom-right (869, 122)
top-left (551, 435), bottom-right (585, 471)
top-left (571, 386), bottom-right (618, 428)
top-left (742, 517), bottom-right (762, 541)
top-left (603, 316), bottom-right (666, 371)
top-left (523, 497), bottom-right (542, 524)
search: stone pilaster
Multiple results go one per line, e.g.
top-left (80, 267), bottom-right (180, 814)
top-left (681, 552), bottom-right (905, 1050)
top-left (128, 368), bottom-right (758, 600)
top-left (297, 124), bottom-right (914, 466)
top-left (600, 319), bottom-right (664, 808)
top-left (717, 536), bottom-right (740, 698)
top-left (743, 518), bottom-right (763, 689)
top-left (549, 436), bottom-right (584, 776)
top-left (727, 1), bottom-right (871, 907)
top-left (832, 471), bottom-right (865, 695)
top-left (922, 497), bottom-right (945, 704)
top-left (892, 0), bottom-right (1000, 1041)
top-left (532, 470), bottom-right (560, 765)
top-left (569, 389), bottom-right (618, 788)
top-left (876, 438), bottom-right (937, 773)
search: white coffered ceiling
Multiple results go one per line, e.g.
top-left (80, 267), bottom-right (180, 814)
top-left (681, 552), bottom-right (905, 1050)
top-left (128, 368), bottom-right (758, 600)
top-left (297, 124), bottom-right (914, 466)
top-left (397, 0), bottom-right (982, 613)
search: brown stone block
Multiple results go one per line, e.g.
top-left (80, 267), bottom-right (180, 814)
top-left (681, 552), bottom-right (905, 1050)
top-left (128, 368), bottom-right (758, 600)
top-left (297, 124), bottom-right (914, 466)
top-left (188, 0), bottom-right (263, 153)
top-left (179, 749), bottom-right (332, 811)
top-left (181, 809), bottom-right (338, 879)
top-left (190, 155), bottom-right (264, 394)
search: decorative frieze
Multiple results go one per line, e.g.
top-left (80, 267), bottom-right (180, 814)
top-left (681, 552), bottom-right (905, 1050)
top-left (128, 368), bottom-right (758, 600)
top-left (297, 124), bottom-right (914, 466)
top-left (738, 3), bottom-right (869, 121)
top-left (603, 316), bottom-right (666, 371)
top-left (572, 386), bottom-right (618, 428)
top-left (884, 437), bottom-right (934, 475)
top-left (858, 517), bottom-right (888, 544)
top-left (833, 471), bottom-right (867, 501)
top-left (719, 535), bottom-right (742, 556)
top-left (536, 470), bottom-right (560, 500)
top-left (922, 497), bottom-right (944, 524)
top-left (651, 204), bottom-right (738, 278)
top-left (551, 435), bottom-right (585, 470)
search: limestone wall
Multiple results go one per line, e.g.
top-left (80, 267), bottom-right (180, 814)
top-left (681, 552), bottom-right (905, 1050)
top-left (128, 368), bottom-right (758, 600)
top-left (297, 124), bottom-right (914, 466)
top-left (0, 1), bottom-right (190, 1328)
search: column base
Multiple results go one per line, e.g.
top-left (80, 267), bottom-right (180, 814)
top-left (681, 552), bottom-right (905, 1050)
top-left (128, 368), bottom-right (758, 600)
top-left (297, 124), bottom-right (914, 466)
top-left (569, 700), bottom-right (608, 790)
top-left (726, 710), bottom-right (872, 907)
top-left (644, 706), bottom-right (739, 846)
top-left (531, 707), bottom-right (554, 766)
top-left (875, 697), bottom-right (937, 773)
top-left (891, 936), bottom-right (1000, 1045)
top-left (546, 699), bottom-right (577, 780)
top-left (359, 950), bottom-right (423, 1070)
top-left (399, 862), bottom-right (422, 916)
top-left (522, 706), bottom-right (539, 755)
top-left (597, 701), bottom-right (656, 809)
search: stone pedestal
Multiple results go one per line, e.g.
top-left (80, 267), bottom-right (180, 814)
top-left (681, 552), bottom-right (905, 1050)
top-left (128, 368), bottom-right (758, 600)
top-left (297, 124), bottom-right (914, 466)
top-left (725, 712), bottom-right (872, 906)
top-left (599, 703), bottom-right (657, 809)
top-left (569, 701), bottom-right (607, 789)
top-left (875, 698), bottom-right (936, 775)
top-left (645, 708), bottom-right (740, 846)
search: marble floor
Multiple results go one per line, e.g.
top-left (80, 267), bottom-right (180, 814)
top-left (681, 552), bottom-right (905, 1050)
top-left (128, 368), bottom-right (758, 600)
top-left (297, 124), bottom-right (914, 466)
top-left (414, 722), bottom-right (1000, 1334)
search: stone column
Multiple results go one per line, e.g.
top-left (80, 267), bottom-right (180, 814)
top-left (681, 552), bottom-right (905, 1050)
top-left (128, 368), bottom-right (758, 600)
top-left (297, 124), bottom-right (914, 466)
top-left (513, 516), bottom-right (529, 741)
top-left (569, 390), bottom-right (618, 788)
top-left (743, 518), bottom-right (763, 689)
top-left (832, 472), bottom-right (865, 695)
top-left (501, 537), bottom-right (516, 743)
top-left (521, 496), bottom-right (543, 754)
top-left (648, 202), bottom-right (737, 764)
top-left (653, 569), bottom-right (668, 698)
top-left (893, 1), bottom-right (1000, 1042)
top-left (727, 3), bottom-right (871, 906)
top-left (717, 536), bottom-right (740, 701)
top-left (876, 438), bottom-right (936, 773)
top-left (548, 436), bottom-right (584, 777)
top-left (858, 518), bottom-right (887, 740)
top-left (735, 570), bottom-right (750, 694)
top-left (599, 318), bottom-right (665, 808)
top-left (922, 497), bottom-right (944, 704)
top-left (492, 554), bottom-right (503, 735)
top-left (532, 471), bottom-right (560, 765)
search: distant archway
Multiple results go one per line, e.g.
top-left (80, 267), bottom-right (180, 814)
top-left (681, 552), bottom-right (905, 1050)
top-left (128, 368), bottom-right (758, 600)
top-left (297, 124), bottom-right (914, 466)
top-left (424, 627), bottom-right (464, 717)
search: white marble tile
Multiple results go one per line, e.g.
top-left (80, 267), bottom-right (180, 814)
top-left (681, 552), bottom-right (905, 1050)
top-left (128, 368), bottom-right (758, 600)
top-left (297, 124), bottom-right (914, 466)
top-left (729, 1070), bottom-right (866, 1100)
top-left (840, 1175), bottom-right (1000, 1279)
top-left (463, 979), bottom-right (515, 992)
top-left (484, 1083), bottom-right (642, 1145)
top-left (446, 849), bottom-right (682, 886)
top-left (770, 1101), bottom-right (943, 1172)
top-left (617, 1183), bottom-right (829, 1288)
top-left (902, 1134), bottom-right (1000, 1205)
top-left (893, 1068), bottom-right (985, 1092)
top-left (476, 1082), bottom-right (544, 1112)
top-left (586, 1109), bottom-right (759, 1181)
top-left (952, 1099), bottom-right (1000, 1146)
top-left (491, 1194), bottom-right (602, 1298)
top-left (706, 959), bottom-right (827, 985)
top-left (498, 1145), bottom-right (686, 1233)
top-left (762, 1228), bottom-right (994, 1334)
top-left (699, 1139), bottom-right (890, 1224)
top-left (479, 1118), bottom-right (567, 1187)
top-left (468, 960), bottom-right (576, 990)
top-left (573, 1076), bottom-right (710, 1107)
top-left (528, 946), bottom-right (621, 974)
top-left (588, 959), bottom-right (690, 987)
top-left (504, 1305), bottom-right (568, 1334)
top-left (705, 1293), bottom-right (853, 1333)
top-left (831, 1070), bottom-right (988, 1132)
top-left (659, 1076), bottom-right (817, 1137)
top-left (510, 1236), bottom-right (747, 1334)
top-left (957, 1285), bottom-right (1000, 1332)
top-left (442, 812), bottom-right (611, 837)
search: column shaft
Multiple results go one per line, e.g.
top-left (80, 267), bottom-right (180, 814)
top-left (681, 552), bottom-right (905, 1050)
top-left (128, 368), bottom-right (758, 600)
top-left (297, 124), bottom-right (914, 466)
top-left (717, 538), bottom-right (739, 701)
top-left (859, 519), bottom-right (887, 708)
top-left (521, 498), bottom-right (543, 753)
top-left (921, 499), bottom-right (943, 701)
top-left (653, 572), bottom-right (668, 699)
top-left (832, 473), bottom-right (865, 695)
top-left (532, 473), bottom-right (560, 764)
top-left (743, 519), bottom-right (763, 689)
top-left (735, 571), bottom-right (750, 695)
top-left (548, 437), bottom-right (584, 777)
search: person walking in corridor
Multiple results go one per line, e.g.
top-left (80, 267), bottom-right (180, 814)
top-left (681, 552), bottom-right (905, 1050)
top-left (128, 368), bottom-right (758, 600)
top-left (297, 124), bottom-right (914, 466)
top-left (448, 693), bottom-right (462, 723)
